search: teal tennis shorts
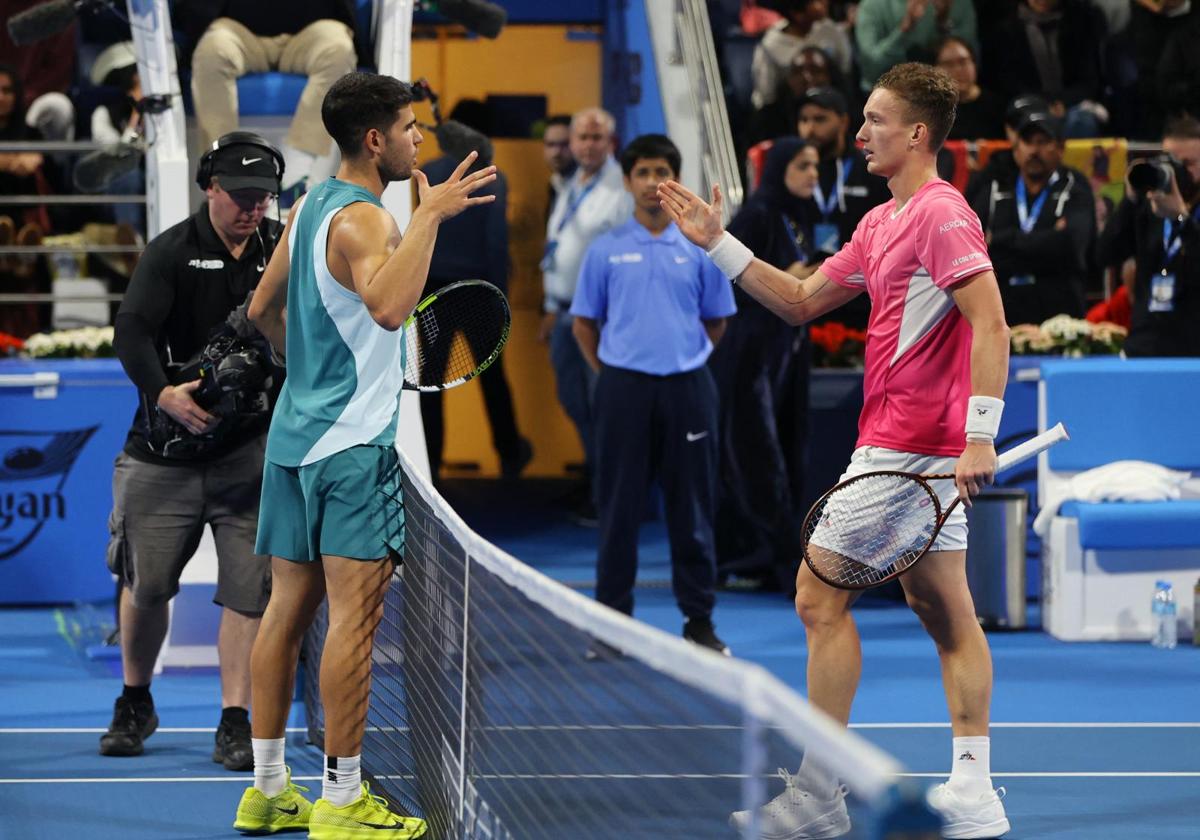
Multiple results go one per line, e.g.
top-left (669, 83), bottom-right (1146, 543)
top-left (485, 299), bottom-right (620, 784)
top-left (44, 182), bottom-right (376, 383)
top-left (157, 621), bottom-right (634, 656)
top-left (255, 445), bottom-right (405, 563)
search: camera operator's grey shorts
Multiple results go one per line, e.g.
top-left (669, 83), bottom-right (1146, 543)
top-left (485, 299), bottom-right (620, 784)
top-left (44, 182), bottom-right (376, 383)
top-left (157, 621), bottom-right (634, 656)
top-left (105, 434), bottom-right (271, 614)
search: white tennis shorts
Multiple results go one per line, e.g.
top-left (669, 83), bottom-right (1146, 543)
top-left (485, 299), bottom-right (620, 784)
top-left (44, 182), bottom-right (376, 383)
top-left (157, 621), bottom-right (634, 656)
top-left (829, 445), bottom-right (968, 553)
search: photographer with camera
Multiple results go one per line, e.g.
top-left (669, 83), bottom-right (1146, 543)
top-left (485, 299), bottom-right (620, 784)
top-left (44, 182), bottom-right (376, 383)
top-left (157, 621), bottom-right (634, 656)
top-left (1099, 114), bottom-right (1200, 356)
top-left (99, 132), bottom-right (285, 770)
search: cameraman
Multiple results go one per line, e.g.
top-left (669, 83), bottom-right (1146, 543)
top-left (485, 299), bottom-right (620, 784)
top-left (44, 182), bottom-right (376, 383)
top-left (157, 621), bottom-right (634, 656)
top-left (99, 133), bottom-right (284, 770)
top-left (1100, 114), bottom-right (1200, 356)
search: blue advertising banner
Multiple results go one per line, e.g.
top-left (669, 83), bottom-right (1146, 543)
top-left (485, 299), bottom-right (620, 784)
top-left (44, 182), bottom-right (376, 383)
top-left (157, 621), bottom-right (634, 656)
top-left (0, 360), bottom-right (136, 604)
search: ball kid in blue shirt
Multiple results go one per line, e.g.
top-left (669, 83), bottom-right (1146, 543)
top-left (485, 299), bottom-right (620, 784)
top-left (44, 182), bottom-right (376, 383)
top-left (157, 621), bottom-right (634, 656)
top-left (570, 134), bottom-right (737, 654)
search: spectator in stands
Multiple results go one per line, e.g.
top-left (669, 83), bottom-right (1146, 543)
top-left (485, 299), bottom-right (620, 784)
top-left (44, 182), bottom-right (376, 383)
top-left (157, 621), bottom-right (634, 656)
top-left (0, 63), bottom-right (53, 338)
top-left (965, 93), bottom-right (1050, 207)
top-left (936, 36), bottom-right (1005, 141)
top-left (189, 2), bottom-right (360, 203)
top-left (969, 111), bottom-right (1094, 325)
top-left (571, 133), bottom-right (736, 655)
top-left (979, 0), bottom-right (1109, 139)
top-left (709, 137), bottom-right (819, 593)
top-left (88, 42), bottom-right (145, 232)
top-left (1099, 114), bottom-right (1200, 356)
top-left (796, 85), bottom-right (889, 326)
top-left (854, 0), bottom-right (978, 91)
top-left (746, 45), bottom-right (857, 147)
top-left (751, 2), bottom-right (853, 109)
top-left (1130, 0), bottom-right (1198, 138)
top-left (0, 0), bottom-right (76, 144)
top-left (541, 107), bottom-right (632, 525)
top-left (542, 114), bottom-right (575, 220)
top-left (418, 100), bottom-right (532, 483)
top-left (1156, 12), bottom-right (1200, 122)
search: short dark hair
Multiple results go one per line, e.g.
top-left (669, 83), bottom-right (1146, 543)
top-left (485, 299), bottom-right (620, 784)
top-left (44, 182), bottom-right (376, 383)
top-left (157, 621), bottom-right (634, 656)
top-left (874, 62), bottom-right (958, 152)
top-left (935, 35), bottom-right (977, 67)
top-left (321, 72), bottom-right (415, 158)
top-left (1164, 113), bottom-right (1200, 142)
top-left (545, 114), bottom-right (572, 130)
top-left (619, 134), bottom-right (681, 178)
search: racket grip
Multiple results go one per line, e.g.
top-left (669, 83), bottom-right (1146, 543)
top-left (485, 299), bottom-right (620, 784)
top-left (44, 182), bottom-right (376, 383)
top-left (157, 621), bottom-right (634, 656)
top-left (996, 422), bottom-right (1069, 473)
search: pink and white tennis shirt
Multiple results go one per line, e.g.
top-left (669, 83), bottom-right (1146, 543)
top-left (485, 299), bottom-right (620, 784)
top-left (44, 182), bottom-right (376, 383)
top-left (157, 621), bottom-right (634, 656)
top-left (820, 179), bottom-right (993, 457)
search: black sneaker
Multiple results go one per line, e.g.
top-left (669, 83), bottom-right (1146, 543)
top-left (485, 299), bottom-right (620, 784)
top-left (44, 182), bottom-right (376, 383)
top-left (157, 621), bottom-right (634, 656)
top-left (99, 695), bottom-right (158, 756)
top-left (213, 708), bottom-right (253, 771)
top-left (568, 497), bottom-right (599, 528)
top-left (500, 437), bottom-right (534, 480)
top-left (683, 617), bottom-right (731, 656)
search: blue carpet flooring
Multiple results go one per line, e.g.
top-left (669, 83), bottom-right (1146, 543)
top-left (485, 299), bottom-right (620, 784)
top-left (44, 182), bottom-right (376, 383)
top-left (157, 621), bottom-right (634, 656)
top-left (2, 478), bottom-right (1199, 838)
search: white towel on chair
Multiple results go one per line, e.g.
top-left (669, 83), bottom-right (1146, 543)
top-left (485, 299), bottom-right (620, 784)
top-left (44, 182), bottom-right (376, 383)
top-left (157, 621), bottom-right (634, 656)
top-left (1033, 460), bottom-right (1197, 537)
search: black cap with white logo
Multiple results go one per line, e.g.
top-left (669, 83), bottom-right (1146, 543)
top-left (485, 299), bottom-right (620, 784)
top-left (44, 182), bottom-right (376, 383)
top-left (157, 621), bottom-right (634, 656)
top-left (210, 143), bottom-right (282, 194)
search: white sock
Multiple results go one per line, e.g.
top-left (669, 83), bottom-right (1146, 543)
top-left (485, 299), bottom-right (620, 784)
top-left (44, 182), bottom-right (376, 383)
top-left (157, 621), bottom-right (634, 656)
top-left (794, 753), bottom-right (839, 799)
top-left (252, 737), bottom-right (287, 797)
top-left (281, 145), bottom-right (316, 188)
top-left (323, 754), bottom-right (362, 807)
top-left (947, 736), bottom-right (992, 795)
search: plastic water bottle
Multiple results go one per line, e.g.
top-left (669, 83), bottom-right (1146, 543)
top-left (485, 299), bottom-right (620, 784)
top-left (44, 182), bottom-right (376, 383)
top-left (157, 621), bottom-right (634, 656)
top-left (1152, 581), bottom-right (1177, 649)
top-left (1193, 579), bottom-right (1200, 647)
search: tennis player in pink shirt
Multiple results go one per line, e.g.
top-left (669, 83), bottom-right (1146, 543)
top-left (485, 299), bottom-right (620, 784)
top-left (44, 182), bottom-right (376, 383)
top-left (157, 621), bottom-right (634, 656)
top-left (660, 63), bottom-right (1011, 839)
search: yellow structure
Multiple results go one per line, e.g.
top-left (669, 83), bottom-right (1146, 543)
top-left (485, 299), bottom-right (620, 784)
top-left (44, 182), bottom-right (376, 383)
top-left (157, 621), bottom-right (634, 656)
top-left (411, 25), bottom-right (603, 478)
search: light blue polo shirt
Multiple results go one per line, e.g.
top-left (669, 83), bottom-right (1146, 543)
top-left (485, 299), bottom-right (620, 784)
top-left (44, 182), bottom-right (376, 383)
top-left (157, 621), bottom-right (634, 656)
top-left (570, 218), bottom-right (736, 375)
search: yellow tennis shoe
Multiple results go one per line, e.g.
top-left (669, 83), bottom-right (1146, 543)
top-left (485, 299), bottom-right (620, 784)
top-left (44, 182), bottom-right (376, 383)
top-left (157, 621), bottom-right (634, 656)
top-left (233, 769), bottom-right (313, 834)
top-left (308, 782), bottom-right (427, 839)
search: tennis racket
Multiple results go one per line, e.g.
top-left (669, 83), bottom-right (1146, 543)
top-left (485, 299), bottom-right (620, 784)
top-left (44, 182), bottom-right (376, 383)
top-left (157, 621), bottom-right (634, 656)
top-left (401, 279), bottom-right (511, 391)
top-left (802, 423), bottom-right (1070, 590)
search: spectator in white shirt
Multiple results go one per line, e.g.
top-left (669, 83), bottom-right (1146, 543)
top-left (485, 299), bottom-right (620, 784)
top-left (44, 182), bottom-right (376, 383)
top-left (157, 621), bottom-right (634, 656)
top-left (540, 107), bottom-right (632, 523)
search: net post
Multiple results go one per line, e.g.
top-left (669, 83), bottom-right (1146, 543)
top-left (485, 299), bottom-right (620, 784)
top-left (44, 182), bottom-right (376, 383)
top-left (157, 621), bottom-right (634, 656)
top-left (864, 777), bottom-right (943, 839)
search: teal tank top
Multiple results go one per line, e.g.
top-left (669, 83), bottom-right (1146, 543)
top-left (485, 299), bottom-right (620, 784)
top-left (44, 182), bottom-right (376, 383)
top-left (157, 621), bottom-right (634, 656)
top-left (265, 179), bottom-right (405, 467)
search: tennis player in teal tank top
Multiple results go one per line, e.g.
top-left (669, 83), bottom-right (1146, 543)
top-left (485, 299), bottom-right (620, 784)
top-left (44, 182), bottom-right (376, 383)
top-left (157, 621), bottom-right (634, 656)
top-left (233, 72), bottom-right (497, 839)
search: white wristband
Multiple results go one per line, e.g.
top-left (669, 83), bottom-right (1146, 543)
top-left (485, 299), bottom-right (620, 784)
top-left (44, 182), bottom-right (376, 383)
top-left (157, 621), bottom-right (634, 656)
top-left (705, 232), bottom-right (754, 282)
top-left (965, 395), bottom-right (1004, 443)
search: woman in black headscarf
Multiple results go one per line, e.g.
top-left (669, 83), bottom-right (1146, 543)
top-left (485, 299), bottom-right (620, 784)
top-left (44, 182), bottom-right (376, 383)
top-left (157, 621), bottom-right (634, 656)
top-left (709, 137), bottom-right (820, 594)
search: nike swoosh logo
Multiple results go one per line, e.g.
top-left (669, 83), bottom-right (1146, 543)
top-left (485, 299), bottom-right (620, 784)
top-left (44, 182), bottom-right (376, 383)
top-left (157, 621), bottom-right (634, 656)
top-left (686, 431), bottom-right (708, 442)
top-left (276, 805), bottom-right (299, 815)
top-left (242, 157), bottom-right (262, 165)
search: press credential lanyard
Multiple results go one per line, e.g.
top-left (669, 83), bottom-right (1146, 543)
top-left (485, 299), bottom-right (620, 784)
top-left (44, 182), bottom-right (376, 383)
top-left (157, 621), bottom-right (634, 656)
top-left (782, 214), bottom-right (808, 263)
top-left (1015, 172), bottom-right (1058, 233)
top-left (1161, 213), bottom-right (1195, 267)
top-left (812, 158), bottom-right (853, 219)
top-left (553, 174), bottom-right (601, 239)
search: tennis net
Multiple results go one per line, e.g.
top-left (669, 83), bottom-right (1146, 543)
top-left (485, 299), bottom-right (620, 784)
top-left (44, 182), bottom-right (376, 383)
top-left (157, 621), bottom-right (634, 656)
top-left (302, 449), bottom-right (938, 839)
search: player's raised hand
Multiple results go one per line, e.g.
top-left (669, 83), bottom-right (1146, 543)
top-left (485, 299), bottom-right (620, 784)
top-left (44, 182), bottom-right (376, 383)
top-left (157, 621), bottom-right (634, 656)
top-left (414, 151), bottom-right (498, 222)
top-left (657, 181), bottom-right (725, 250)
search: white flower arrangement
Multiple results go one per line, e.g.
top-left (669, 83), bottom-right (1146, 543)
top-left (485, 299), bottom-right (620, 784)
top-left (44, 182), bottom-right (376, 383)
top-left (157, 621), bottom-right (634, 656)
top-left (1010, 316), bottom-right (1126, 357)
top-left (23, 327), bottom-right (116, 358)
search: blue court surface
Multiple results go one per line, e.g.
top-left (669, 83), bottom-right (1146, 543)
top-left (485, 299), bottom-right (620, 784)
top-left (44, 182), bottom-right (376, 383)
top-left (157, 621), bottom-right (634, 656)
top-left (2, 480), bottom-right (1198, 839)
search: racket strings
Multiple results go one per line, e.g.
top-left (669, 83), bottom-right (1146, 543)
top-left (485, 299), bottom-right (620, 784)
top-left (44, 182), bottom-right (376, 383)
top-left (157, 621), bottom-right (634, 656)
top-left (804, 473), bottom-right (941, 588)
top-left (404, 284), bottom-right (510, 389)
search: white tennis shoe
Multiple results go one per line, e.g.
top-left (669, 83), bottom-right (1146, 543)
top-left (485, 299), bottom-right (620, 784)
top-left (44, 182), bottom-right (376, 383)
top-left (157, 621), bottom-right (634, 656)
top-left (729, 769), bottom-right (851, 839)
top-left (927, 783), bottom-right (1010, 838)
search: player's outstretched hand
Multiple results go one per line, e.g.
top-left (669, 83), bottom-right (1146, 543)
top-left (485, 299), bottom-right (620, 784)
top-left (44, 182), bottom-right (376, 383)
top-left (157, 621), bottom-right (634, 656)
top-left (414, 151), bottom-right (498, 222)
top-left (657, 181), bottom-right (725, 250)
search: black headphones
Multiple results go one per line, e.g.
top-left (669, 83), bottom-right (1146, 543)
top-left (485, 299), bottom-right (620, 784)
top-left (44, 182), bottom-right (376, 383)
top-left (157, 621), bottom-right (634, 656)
top-left (195, 131), bottom-right (286, 191)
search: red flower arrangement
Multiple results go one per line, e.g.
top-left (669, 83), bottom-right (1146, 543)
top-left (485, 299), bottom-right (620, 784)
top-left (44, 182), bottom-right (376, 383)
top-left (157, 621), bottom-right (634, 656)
top-left (810, 322), bottom-right (867, 368)
top-left (0, 332), bottom-right (25, 356)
